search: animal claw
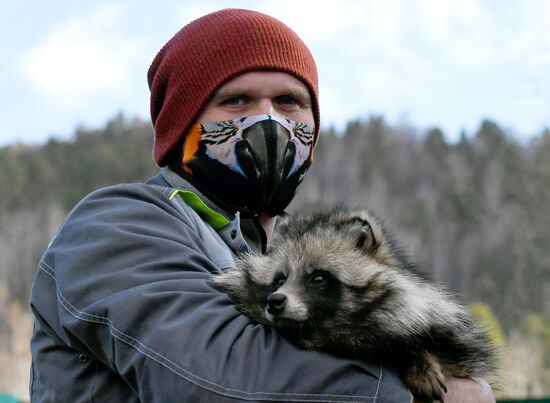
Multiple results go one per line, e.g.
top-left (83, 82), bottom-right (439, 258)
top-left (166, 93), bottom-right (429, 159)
top-left (438, 378), bottom-right (448, 394)
top-left (404, 352), bottom-right (448, 403)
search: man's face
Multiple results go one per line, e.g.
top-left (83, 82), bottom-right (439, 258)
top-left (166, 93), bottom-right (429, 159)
top-left (198, 71), bottom-right (314, 125)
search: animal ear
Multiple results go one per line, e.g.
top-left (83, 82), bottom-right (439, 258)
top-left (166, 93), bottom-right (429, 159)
top-left (350, 217), bottom-right (379, 255)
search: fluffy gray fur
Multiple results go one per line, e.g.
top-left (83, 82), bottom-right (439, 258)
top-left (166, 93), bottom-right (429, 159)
top-left (213, 207), bottom-right (498, 402)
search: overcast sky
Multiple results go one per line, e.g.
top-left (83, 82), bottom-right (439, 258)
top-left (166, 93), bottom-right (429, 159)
top-left (1, 0), bottom-right (549, 146)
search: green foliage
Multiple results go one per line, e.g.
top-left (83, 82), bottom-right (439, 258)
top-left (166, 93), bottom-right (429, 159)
top-left (470, 302), bottom-right (506, 348)
top-left (521, 313), bottom-right (546, 337)
top-left (520, 313), bottom-right (550, 367)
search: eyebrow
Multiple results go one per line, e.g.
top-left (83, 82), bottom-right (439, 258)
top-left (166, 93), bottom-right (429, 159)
top-left (213, 84), bottom-right (311, 103)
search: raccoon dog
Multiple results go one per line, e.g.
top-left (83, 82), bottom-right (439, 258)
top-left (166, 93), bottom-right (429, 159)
top-left (213, 208), bottom-right (497, 402)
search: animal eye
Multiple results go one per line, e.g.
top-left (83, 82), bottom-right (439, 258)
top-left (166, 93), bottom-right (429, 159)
top-left (273, 274), bottom-right (286, 289)
top-left (309, 271), bottom-right (328, 285)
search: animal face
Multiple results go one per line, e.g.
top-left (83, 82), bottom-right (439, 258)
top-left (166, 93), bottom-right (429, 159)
top-left (253, 256), bottom-right (347, 327)
top-left (216, 208), bottom-right (409, 333)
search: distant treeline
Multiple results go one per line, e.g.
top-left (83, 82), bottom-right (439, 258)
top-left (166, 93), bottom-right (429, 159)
top-left (0, 115), bottom-right (157, 213)
top-left (1, 113), bottom-right (549, 333)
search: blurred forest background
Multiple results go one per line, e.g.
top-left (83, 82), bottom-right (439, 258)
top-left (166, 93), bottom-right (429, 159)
top-left (0, 113), bottom-right (549, 399)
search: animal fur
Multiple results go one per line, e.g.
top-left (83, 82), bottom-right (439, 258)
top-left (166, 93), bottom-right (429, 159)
top-left (213, 207), bottom-right (498, 402)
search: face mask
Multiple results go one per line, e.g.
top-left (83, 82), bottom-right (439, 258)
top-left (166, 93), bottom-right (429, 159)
top-left (180, 114), bottom-right (315, 216)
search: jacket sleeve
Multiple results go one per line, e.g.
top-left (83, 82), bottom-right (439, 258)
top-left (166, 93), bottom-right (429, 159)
top-left (30, 183), bottom-right (411, 403)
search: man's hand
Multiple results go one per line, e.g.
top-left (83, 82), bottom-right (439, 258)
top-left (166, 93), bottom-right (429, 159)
top-left (413, 377), bottom-right (495, 403)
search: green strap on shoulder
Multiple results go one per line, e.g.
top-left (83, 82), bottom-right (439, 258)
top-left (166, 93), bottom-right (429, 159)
top-left (169, 189), bottom-right (231, 230)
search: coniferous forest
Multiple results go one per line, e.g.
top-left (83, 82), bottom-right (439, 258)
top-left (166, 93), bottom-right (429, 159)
top-left (0, 113), bottom-right (549, 398)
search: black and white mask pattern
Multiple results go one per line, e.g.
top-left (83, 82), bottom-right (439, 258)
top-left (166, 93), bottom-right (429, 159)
top-left (182, 114), bottom-right (315, 216)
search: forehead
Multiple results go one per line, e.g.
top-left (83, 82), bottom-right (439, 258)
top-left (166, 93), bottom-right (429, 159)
top-left (275, 234), bottom-right (349, 273)
top-left (214, 71), bottom-right (311, 99)
top-left (273, 233), bottom-right (380, 286)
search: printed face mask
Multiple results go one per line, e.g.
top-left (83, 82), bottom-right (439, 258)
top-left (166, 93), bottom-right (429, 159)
top-left (181, 114), bottom-right (315, 216)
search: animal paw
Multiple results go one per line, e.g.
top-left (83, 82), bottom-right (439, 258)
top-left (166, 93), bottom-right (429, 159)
top-left (404, 352), bottom-right (448, 403)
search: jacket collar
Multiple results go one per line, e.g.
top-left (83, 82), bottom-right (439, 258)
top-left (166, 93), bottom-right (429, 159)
top-left (160, 167), bottom-right (233, 227)
top-left (153, 167), bottom-right (267, 253)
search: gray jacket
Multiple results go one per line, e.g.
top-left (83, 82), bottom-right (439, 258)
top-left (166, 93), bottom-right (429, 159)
top-left (29, 167), bottom-right (412, 402)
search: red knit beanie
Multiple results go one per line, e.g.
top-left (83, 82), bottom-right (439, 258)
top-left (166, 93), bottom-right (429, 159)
top-left (147, 8), bottom-right (319, 166)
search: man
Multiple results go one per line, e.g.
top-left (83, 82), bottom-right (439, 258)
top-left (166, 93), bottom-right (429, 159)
top-left (29, 9), bottom-right (494, 402)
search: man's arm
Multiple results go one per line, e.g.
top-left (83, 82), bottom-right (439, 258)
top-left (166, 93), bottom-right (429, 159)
top-left (31, 184), bottom-right (412, 403)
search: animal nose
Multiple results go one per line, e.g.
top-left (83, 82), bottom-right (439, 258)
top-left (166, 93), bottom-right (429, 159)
top-left (266, 293), bottom-right (287, 315)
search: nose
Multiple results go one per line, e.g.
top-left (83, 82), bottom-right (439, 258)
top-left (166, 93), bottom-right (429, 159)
top-left (250, 98), bottom-right (275, 116)
top-left (266, 293), bottom-right (287, 315)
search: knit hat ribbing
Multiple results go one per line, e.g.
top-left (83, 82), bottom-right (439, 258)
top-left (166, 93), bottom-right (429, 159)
top-left (147, 8), bottom-right (319, 166)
